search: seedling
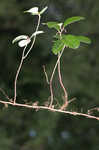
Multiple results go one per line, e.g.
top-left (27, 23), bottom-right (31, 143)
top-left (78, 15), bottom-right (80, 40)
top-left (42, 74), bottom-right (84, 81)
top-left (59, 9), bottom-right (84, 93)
top-left (1, 6), bottom-right (99, 121)
top-left (43, 16), bottom-right (91, 108)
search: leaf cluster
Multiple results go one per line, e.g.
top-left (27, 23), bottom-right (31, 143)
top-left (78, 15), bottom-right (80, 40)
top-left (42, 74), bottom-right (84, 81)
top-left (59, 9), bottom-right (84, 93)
top-left (44, 16), bottom-right (91, 54)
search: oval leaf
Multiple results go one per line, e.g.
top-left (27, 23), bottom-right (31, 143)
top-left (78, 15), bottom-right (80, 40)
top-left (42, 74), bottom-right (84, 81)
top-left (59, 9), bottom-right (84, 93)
top-left (77, 36), bottom-right (91, 44)
top-left (12, 35), bottom-right (28, 44)
top-left (62, 34), bottom-right (80, 49)
top-left (43, 22), bottom-right (60, 31)
top-left (52, 40), bottom-right (65, 55)
top-left (63, 16), bottom-right (85, 28)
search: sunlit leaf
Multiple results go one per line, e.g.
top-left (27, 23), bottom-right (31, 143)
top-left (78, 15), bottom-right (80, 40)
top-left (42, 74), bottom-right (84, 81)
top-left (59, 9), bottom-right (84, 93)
top-left (63, 16), bottom-right (85, 28)
top-left (18, 38), bottom-right (31, 47)
top-left (52, 40), bottom-right (65, 55)
top-left (24, 7), bottom-right (39, 15)
top-left (77, 36), bottom-right (91, 44)
top-left (43, 22), bottom-right (60, 31)
top-left (40, 6), bottom-right (48, 14)
top-left (12, 35), bottom-right (28, 44)
top-left (62, 34), bottom-right (80, 49)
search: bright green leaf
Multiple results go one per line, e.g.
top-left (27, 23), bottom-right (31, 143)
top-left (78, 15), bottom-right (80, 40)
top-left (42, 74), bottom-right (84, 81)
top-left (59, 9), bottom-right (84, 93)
top-left (43, 22), bottom-right (60, 31)
top-left (77, 36), bottom-right (91, 44)
top-left (62, 34), bottom-right (80, 49)
top-left (52, 40), bottom-right (65, 55)
top-left (63, 16), bottom-right (85, 28)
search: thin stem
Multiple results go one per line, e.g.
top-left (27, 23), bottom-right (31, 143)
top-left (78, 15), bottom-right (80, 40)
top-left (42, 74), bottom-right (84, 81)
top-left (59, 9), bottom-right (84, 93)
top-left (13, 15), bottom-right (41, 104)
top-left (43, 65), bottom-right (49, 84)
top-left (57, 52), bottom-right (68, 109)
top-left (14, 46), bottom-right (26, 104)
top-left (49, 46), bottom-right (65, 107)
top-left (23, 14), bottom-right (41, 59)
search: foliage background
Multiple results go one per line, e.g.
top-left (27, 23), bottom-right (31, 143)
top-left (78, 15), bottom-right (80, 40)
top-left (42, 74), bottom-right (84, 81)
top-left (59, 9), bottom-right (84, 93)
top-left (0, 0), bottom-right (99, 149)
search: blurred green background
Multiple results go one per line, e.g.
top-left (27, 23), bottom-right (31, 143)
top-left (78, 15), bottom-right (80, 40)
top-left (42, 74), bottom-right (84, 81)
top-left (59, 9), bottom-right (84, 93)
top-left (0, 0), bottom-right (99, 149)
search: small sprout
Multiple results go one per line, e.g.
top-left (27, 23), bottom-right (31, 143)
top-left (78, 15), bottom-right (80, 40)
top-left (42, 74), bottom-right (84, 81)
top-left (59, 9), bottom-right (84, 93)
top-left (24, 7), bottom-right (39, 15)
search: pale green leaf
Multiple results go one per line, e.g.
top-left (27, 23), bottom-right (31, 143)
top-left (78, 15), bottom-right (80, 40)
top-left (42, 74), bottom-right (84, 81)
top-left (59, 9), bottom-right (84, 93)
top-left (63, 16), bottom-right (85, 28)
top-left (77, 36), bottom-right (91, 44)
top-left (52, 40), bottom-right (65, 55)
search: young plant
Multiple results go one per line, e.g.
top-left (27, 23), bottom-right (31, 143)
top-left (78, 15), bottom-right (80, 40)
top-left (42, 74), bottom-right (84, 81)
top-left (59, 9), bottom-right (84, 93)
top-left (12, 6), bottom-right (47, 104)
top-left (43, 16), bottom-right (91, 108)
top-left (1, 6), bottom-right (99, 121)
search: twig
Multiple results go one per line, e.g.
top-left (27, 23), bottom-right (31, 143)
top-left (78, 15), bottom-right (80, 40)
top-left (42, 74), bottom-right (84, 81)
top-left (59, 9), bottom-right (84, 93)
top-left (0, 100), bottom-right (99, 120)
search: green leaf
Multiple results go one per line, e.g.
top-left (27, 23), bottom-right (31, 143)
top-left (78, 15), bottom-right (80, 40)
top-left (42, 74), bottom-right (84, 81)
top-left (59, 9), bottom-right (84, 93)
top-left (62, 34), bottom-right (80, 49)
top-left (43, 22), bottom-right (60, 31)
top-left (77, 36), bottom-right (91, 44)
top-left (63, 16), bottom-right (85, 28)
top-left (52, 40), bottom-right (65, 55)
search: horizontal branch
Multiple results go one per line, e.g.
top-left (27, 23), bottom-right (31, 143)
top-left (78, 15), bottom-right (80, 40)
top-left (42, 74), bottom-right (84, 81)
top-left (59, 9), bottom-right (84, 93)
top-left (0, 100), bottom-right (99, 121)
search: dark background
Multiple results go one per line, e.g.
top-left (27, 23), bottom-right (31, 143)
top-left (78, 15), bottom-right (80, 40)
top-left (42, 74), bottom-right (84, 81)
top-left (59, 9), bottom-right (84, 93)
top-left (0, 0), bottom-right (99, 149)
